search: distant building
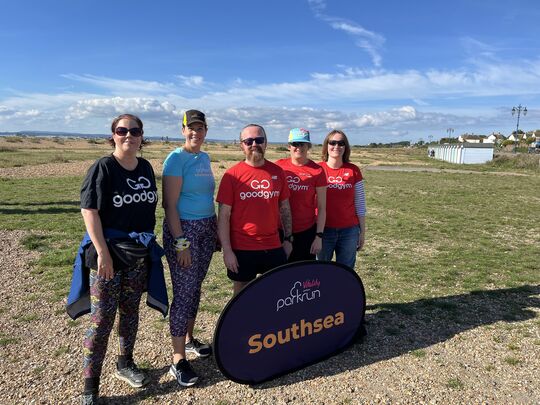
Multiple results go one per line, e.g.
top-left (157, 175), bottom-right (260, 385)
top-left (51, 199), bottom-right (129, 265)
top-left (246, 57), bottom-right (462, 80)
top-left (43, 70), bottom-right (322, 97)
top-left (484, 132), bottom-right (506, 144)
top-left (458, 134), bottom-right (487, 143)
top-left (433, 143), bottom-right (494, 164)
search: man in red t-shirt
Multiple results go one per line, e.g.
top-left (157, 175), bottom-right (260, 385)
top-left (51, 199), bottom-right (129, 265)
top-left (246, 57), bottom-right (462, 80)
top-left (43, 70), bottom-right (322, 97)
top-left (217, 124), bottom-right (293, 295)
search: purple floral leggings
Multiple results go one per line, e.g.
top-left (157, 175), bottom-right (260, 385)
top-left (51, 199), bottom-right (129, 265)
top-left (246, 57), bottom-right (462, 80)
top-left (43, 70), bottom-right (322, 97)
top-left (163, 216), bottom-right (217, 337)
top-left (83, 262), bottom-right (146, 378)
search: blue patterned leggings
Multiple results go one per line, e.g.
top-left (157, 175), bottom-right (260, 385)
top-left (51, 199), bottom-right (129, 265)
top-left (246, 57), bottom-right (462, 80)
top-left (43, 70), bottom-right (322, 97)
top-left (83, 262), bottom-right (147, 378)
top-left (163, 216), bottom-right (217, 337)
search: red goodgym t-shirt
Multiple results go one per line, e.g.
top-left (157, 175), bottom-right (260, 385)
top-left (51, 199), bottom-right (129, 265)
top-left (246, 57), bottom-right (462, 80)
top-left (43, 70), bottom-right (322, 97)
top-left (216, 160), bottom-right (289, 250)
top-left (275, 158), bottom-right (327, 233)
top-left (318, 161), bottom-right (363, 229)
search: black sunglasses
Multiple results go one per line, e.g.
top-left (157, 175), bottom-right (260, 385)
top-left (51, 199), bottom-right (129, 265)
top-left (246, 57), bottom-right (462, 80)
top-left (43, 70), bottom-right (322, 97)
top-left (328, 140), bottom-right (346, 146)
top-left (241, 136), bottom-right (265, 146)
top-left (289, 142), bottom-right (308, 148)
top-left (115, 127), bottom-right (143, 137)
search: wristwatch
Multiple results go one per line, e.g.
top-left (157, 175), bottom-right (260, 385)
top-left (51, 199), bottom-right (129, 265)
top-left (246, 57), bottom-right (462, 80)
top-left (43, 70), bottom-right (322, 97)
top-left (283, 235), bottom-right (294, 243)
top-left (315, 232), bottom-right (324, 238)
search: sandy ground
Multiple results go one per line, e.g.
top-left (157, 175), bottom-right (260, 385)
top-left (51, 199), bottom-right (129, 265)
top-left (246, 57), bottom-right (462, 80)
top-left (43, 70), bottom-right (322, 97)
top-left (1, 144), bottom-right (539, 404)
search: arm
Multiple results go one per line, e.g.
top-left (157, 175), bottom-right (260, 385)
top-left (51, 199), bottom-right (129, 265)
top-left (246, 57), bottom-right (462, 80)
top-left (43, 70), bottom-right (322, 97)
top-left (162, 175), bottom-right (191, 268)
top-left (279, 199), bottom-right (293, 258)
top-left (218, 203), bottom-right (238, 272)
top-left (81, 208), bottom-right (114, 280)
top-left (354, 180), bottom-right (367, 251)
top-left (310, 185), bottom-right (327, 255)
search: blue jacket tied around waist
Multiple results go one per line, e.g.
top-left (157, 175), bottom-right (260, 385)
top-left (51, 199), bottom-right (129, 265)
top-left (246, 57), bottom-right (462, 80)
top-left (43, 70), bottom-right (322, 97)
top-left (67, 229), bottom-right (169, 320)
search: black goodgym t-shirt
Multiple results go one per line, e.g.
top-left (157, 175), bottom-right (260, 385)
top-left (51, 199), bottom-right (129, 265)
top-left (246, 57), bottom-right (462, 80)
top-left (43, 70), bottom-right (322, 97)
top-left (80, 155), bottom-right (158, 232)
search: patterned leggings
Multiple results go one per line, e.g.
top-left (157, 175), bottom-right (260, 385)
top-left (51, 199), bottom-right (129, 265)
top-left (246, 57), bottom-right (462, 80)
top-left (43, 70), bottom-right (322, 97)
top-left (83, 262), bottom-right (147, 378)
top-left (163, 216), bottom-right (217, 337)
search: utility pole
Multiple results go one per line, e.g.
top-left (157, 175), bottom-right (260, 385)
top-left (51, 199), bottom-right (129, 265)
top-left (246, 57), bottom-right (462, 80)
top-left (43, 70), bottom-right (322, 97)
top-left (511, 105), bottom-right (527, 153)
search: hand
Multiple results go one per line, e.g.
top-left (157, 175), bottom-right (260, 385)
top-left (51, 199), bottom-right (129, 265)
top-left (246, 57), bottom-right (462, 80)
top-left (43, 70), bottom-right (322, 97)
top-left (223, 248), bottom-right (239, 273)
top-left (357, 231), bottom-right (365, 251)
top-left (310, 237), bottom-right (322, 255)
top-left (177, 248), bottom-right (192, 268)
top-left (283, 241), bottom-right (293, 259)
top-left (97, 251), bottom-right (114, 280)
top-left (215, 238), bottom-right (222, 252)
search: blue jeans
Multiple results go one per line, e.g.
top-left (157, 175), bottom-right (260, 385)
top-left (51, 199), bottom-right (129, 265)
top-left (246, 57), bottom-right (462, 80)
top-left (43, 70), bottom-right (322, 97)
top-left (317, 225), bottom-right (360, 269)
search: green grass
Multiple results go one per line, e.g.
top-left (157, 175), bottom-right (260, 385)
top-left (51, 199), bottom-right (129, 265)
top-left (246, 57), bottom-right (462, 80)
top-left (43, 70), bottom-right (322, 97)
top-left (446, 378), bottom-right (464, 389)
top-left (503, 356), bottom-right (521, 366)
top-left (54, 346), bottom-right (70, 357)
top-left (410, 349), bottom-right (427, 358)
top-left (0, 146), bottom-right (539, 368)
top-left (0, 333), bottom-right (20, 346)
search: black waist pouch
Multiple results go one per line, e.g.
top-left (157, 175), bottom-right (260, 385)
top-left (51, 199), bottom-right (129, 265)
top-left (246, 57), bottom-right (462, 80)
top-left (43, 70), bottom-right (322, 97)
top-left (85, 239), bottom-right (149, 270)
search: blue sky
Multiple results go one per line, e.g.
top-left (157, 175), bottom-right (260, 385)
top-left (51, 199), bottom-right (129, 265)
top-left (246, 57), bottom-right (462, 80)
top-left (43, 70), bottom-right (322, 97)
top-left (1, 0), bottom-right (539, 144)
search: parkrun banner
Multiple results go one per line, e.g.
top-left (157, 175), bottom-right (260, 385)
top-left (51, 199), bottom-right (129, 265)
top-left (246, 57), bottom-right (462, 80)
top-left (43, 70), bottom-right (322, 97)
top-left (213, 260), bottom-right (366, 384)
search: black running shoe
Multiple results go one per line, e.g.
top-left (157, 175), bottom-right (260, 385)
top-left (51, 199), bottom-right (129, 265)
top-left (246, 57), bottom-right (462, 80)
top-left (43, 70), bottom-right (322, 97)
top-left (114, 360), bottom-right (149, 388)
top-left (169, 359), bottom-right (199, 387)
top-left (185, 338), bottom-right (212, 358)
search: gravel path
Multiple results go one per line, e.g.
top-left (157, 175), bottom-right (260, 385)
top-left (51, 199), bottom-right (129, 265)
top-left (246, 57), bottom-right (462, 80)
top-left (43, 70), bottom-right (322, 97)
top-left (0, 230), bottom-right (539, 404)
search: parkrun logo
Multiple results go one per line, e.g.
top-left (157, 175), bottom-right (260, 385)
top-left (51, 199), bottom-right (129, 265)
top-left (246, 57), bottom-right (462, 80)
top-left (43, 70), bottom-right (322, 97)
top-left (286, 176), bottom-right (308, 191)
top-left (327, 176), bottom-right (352, 190)
top-left (239, 179), bottom-right (280, 200)
top-left (247, 312), bottom-right (345, 354)
top-left (113, 176), bottom-right (158, 207)
top-left (276, 280), bottom-right (321, 312)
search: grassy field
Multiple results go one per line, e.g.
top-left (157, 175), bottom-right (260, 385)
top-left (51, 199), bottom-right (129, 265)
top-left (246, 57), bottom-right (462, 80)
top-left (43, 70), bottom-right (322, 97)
top-left (0, 136), bottom-right (538, 308)
top-left (1, 136), bottom-right (539, 402)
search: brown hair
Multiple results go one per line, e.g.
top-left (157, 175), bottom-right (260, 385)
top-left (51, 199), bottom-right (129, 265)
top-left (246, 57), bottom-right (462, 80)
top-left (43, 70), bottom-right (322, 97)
top-left (108, 114), bottom-right (148, 149)
top-left (322, 129), bottom-right (351, 163)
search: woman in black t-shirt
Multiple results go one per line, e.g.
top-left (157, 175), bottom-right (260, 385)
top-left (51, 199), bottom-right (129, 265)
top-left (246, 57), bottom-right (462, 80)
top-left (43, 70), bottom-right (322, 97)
top-left (79, 114), bottom-right (157, 404)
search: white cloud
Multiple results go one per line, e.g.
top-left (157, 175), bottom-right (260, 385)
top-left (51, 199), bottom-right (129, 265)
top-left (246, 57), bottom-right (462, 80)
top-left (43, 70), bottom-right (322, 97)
top-left (61, 74), bottom-right (176, 95)
top-left (176, 75), bottom-right (205, 87)
top-left (307, 0), bottom-right (385, 67)
top-left (0, 105), bottom-right (41, 119)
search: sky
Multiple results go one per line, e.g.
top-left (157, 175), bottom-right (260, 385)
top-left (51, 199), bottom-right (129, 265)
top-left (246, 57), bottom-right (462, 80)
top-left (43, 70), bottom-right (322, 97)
top-left (1, 0), bottom-right (539, 145)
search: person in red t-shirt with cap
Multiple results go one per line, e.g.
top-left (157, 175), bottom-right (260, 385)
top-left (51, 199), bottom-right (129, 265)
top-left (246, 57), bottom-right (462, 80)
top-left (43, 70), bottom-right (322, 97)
top-left (275, 128), bottom-right (327, 262)
top-left (318, 129), bottom-right (366, 269)
top-left (217, 124), bottom-right (293, 295)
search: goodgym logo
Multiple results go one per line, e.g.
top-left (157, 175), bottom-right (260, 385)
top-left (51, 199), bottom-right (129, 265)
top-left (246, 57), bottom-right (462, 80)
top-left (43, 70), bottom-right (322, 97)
top-left (113, 176), bottom-right (158, 207)
top-left (327, 175), bottom-right (352, 190)
top-left (239, 179), bottom-right (280, 200)
top-left (286, 175), bottom-right (308, 191)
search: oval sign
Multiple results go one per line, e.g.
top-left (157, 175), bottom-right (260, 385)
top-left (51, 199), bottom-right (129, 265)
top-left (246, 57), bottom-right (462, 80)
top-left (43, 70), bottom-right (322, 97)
top-left (213, 260), bottom-right (366, 384)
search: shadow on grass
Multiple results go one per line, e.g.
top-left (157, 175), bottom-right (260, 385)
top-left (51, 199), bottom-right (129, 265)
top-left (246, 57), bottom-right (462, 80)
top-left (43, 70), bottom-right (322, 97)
top-left (254, 284), bottom-right (539, 389)
top-left (0, 200), bottom-right (80, 206)
top-left (0, 207), bottom-right (80, 214)
top-left (85, 285), bottom-right (539, 401)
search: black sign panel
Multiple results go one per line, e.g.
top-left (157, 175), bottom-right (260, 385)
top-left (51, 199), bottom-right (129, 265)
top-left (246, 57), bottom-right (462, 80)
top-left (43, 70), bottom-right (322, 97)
top-left (213, 260), bottom-right (366, 384)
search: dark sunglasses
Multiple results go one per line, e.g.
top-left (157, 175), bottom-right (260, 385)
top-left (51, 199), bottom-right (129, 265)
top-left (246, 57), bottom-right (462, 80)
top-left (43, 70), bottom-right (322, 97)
top-left (241, 136), bottom-right (265, 146)
top-left (328, 140), bottom-right (346, 146)
top-left (289, 142), bottom-right (308, 148)
top-left (115, 127), bottom-right (143, 137)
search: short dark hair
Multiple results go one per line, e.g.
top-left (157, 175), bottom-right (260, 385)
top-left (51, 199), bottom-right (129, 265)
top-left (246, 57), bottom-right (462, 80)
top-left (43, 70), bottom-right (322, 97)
top-left (322, 129), bottom-right (351, 163)
top-left (239, 124), bottom-right (267, 142)
top-left (108, 113), bottom-right (148, 149)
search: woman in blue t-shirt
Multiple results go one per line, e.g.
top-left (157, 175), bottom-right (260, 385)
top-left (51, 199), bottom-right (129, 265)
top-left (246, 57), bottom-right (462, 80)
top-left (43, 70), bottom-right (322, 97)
top-left (162, 110), bottom-right (217, 387)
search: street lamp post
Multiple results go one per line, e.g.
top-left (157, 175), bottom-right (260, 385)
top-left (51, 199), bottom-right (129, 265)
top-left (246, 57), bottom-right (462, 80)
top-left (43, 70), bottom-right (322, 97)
top-left (446, 128), bottom-right (454, 142)
top-left (511, 104), bottom-right (527, 153)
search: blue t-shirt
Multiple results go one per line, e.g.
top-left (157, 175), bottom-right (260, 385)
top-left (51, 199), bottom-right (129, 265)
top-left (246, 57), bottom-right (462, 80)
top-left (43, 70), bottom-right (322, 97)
top-left (162, 147), bottom-right (215, 220)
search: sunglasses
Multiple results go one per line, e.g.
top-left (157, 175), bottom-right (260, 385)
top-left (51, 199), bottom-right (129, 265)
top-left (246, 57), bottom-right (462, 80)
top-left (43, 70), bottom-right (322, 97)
top-left (289, 142), bottom-right (308, 148)
top-left (115, 127), bottom-right (143, 137)
top-left (241, 136), bottom-right (265, 146)
top-left (328, 140), bottom-right (346, 147)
